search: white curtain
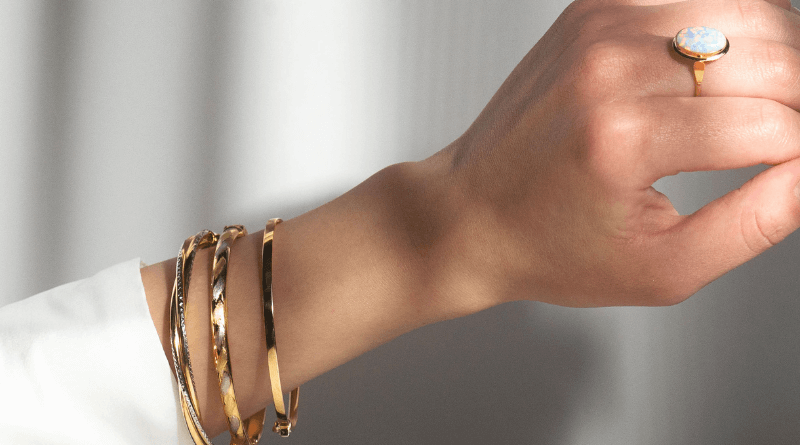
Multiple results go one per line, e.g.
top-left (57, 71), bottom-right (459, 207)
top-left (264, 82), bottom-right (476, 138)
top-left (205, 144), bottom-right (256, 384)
top-left (2, 1), bottom-right (798, 443)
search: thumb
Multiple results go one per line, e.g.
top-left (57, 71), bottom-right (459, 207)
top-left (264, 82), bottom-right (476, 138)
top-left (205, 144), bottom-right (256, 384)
top-left (654, 158), bottom-right (800, 304)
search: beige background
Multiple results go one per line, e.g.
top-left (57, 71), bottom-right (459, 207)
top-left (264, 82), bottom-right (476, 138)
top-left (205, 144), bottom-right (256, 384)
top-left (1, 1), bottom-right (799, 443)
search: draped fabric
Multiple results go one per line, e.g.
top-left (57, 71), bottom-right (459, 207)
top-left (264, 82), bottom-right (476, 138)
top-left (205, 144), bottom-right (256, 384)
top-left (0, 259), bottom-right (194, 444)
top-left (2, 1), bottom-right (799, 443)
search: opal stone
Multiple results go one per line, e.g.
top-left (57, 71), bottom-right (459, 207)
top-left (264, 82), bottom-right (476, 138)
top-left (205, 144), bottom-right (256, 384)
top-left (675, 27), bottom-right (727, 56)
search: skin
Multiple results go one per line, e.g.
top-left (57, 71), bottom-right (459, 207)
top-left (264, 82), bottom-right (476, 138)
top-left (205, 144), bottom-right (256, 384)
top-left (141, 0), bottom-right (800, 438)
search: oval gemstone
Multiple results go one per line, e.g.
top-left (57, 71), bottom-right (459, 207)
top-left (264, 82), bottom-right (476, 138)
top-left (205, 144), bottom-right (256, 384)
top-left (675, 27), bottom-right (727, 55)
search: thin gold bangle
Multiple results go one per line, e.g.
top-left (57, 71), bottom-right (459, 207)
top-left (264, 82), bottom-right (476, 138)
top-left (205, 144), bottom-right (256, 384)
top-left (262, 218), bottom-right (300, 436)
top-left (211, 225), bottom-right (268, 445)
top-left (170, 230), bottom-right (218, 445)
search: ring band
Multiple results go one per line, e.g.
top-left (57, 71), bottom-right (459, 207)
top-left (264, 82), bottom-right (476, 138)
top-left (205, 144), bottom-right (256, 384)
top-left (672, 26), bottom-right (729, 97)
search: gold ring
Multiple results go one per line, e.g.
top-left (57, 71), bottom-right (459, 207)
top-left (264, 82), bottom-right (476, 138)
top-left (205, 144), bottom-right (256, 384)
top-left (672, 26), bottom-right (729, 97)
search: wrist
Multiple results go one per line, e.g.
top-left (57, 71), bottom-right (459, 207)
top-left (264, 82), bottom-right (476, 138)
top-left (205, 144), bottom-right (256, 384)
top-left (372, 157), bottom-right (502, 321)
top-left (141, 156), bottom-right (498, 439)
top-left (272, 157), bottom-right (496, 374)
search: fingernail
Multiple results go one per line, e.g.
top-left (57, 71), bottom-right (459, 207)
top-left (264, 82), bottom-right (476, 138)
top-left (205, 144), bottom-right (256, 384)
top-left (793, 6), bottom-right (800, 15)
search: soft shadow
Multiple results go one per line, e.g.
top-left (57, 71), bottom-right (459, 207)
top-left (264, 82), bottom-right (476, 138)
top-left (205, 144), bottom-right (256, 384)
top-left (267, 301), bottom-right (604, 445)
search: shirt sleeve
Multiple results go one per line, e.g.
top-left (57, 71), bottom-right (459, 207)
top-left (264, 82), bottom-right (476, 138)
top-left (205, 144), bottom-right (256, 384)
top-left (0, 258), bottom-right (194, 445)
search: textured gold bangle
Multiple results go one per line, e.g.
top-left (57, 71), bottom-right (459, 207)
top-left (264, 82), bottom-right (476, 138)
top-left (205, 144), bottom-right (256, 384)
top-left (170, 230), bottom-right (219, 445)
top-left (262, 218), bottom-right (300, 436)
top-left (211, 225), bottom-right (268, 445)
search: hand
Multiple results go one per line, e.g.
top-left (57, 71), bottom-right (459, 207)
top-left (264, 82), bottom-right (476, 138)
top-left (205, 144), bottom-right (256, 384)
top-left (141, 2), bottom-right (800, 435)
top-left (429, 0), bottom-right (800, 308)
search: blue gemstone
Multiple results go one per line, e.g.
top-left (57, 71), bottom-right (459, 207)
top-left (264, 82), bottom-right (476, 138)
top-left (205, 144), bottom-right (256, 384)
top-left (675, 27), bottom-right (727, 55)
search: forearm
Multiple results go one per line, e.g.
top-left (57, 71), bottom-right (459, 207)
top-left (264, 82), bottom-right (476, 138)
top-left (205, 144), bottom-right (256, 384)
top-left (140, 157), bottom-right (493, 437)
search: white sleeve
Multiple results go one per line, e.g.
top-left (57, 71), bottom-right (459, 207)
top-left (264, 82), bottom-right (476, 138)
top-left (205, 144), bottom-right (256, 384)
top-left (0, 258), bottom-right (194, 445)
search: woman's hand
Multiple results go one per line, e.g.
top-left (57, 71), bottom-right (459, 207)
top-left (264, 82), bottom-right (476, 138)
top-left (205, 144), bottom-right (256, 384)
top-left (143, 1), bottom-right (800, 436)
top-left (428, 0), bottom-right (800, 308)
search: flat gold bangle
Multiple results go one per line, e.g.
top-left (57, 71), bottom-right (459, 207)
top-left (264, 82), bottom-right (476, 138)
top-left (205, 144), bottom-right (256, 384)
top-left (211, 225), bottom-right (268, 445)
top-left (262, 218), bottom-right (300, 436)
top-left (170, 230), bottom-right (219, 445)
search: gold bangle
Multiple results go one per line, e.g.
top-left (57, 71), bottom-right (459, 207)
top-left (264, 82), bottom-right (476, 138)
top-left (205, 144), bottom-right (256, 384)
top-left (262, 218), bottom-right (300, 436)
top-left (211, 225), bottom-right (268, 445)
top-left (170, 230), bottom-right (219, 445)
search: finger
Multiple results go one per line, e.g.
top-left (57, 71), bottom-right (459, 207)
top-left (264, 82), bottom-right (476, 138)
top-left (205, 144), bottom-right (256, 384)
top-left (581, 36), bottom-right (800, 109)
top-left (762, 0), bottom-right (793, 10)
top-left (680, 37), bottom-right (800, 107)
top-left (649, 157), bottom-right (800, 304)
top-left (613, 0), bottom-right (687, 5)
top-left (623, 0), bottom-right (794, 8)
top-left (583, 98), bottom-right (800, 185)
top-left (641, 0), bottom-right (800, 50)
top-left (633, 97), bottom-right (800, 182)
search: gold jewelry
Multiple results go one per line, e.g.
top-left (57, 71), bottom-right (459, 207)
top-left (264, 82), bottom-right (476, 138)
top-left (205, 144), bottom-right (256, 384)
top-left (211, 225), bottom-right (268, 445)
top-left (672, 26), bottom-right (729, 97)
top-left (171, 230), bottom-right (219, 445)
top-left (262, 218), bottom-right (300, 436)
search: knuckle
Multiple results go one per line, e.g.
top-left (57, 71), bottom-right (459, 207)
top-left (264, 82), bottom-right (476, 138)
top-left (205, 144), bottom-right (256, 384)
top-left (752, 100), bottom-right (794, 148)
top-left (759, 43), bottom-right (800, 94)
top-left (583, 102), bottom-right (646, 175)
top-left (575, 40), bottom-right (631, 96)
top-left (739, 198), bottom-right (782, 256)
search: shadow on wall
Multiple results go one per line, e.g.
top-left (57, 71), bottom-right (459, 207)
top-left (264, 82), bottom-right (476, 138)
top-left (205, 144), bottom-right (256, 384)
top-left (286, 301), bottom-right (604, 445)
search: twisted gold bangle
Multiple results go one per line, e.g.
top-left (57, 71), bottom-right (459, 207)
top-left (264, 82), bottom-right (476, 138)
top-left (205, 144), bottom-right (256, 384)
top-left (262, 218), bottom-right (300, 436)
top-left (211, 225), bottom-right (268, 445)
top-left (170, 230), bottom-right (219, 445)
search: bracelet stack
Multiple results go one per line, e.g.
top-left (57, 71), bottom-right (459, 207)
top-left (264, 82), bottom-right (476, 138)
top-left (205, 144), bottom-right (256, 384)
top-left (168, 220), bottom-right (301, 444)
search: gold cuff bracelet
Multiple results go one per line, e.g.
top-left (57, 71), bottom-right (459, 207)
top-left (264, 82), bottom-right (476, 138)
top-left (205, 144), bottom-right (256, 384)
top-left (262, 218), bottom-right (300, 436)
top-left (171, 230), bottom-right (219, 445)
